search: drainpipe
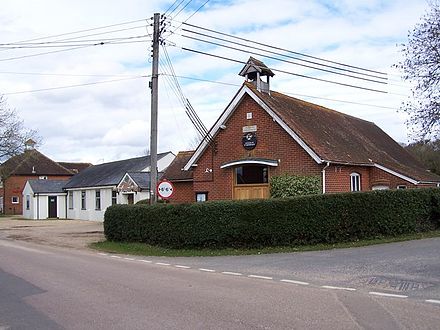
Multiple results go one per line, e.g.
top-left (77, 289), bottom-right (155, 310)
top-left (322, 161), bottom-right (331, 194)
top-left (36, 194), bottom-right (39, 220)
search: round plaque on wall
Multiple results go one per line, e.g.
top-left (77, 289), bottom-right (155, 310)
top-left (242, 132), bottom-right (257, 150)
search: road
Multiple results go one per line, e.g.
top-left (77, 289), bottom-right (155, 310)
top-left (1, 237), bottom-right (439, 329)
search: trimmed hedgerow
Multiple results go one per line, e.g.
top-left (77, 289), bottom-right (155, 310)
top-left (270, 174), bottom-right (321, 198)
top-left (104, 188), bottom-right (440, 249)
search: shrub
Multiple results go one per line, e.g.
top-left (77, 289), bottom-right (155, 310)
top-left (270, 174), bottom-right (321, 198)
top-left (104, 188), bottom-right (440, 249)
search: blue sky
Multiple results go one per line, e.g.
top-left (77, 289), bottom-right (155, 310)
top-left (0, 0), bottom-right (430, 163)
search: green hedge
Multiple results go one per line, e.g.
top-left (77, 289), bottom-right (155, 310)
top-left (104, 188), bottom-right (440, 249)
top-left (270, 174), bottom-right (321, 198)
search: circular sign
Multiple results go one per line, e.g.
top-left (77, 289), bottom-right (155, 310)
top-left (157, 180), bottom-right (174, 199)
top-left (242, 132), bottom-right (257, 150)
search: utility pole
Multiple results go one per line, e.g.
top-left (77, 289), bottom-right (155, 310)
top-left (149, 13), bottom-right (160, 204)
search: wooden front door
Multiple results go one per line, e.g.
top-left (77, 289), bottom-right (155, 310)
top-left (233, 165), bottom-right (269, 200)
top-left (233, 184), bottom-right (269, 200)
top-left (127, 193), bottom-right (134, 205)
top-left (48, 196), bottom-right (57, 218)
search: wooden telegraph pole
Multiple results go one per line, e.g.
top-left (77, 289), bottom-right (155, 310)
top-left (149, 13), bottom-right (160, 204)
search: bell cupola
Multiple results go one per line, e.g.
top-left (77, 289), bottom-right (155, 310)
top-left (239, 57), bottom-right (274, 93)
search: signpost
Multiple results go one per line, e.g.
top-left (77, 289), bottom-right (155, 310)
top-left (157, 180), bottom-right (174, 199)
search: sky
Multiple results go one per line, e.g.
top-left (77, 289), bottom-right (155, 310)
top-left (0, 0), bottom-right (431, 164)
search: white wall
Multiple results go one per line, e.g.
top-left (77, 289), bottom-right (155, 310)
top-left (66, 187), bottom-right (150, 221)
top-left (22, 183), bottom-right (67, 219)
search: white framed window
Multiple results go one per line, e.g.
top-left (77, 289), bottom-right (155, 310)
top-left (81, 191), bottom-right (86, 210)
top-left (95, 190), bottom-right (101, 210)
top-left (350, 173), bottom-right (361, 192)
top-left (112, 191), bottom-right (117, 205)
top-left (68, 191), bottom-right (73, 209)
top-left (26, 195), bottom-right (30, 210)
top-left (11, 196), bottom-right (19, 204)
top-left (397, 185), bottom-right (407, 189)
top-left (196, 192), bottom-right (208, 202)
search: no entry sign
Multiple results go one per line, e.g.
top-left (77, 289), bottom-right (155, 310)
top-left (157, 179), bottom-right (174, 199)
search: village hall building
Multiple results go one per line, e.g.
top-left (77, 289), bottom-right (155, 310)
top-left (163, 57), bottom-right (440, 203)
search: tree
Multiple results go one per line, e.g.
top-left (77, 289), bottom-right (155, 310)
top-left (0, 95), bottom-right (39, 162)
top-left (405, 139), bottom-right (440, 174)
top-left (397, 1), bottom-right (440, 138)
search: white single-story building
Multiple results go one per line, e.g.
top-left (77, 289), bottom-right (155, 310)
top-left (22, 180), bottom-right (68, 219)
top-left (22, 152), bottom-right (175, 221)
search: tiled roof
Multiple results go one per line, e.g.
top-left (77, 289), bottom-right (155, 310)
top-left (64, 152), bottom-right (171, 189)
top-left (28, 179), bottom-right (68, 194)
top-left (126, 171), bottom-right (164, 189)
top-left (1, 149), bottom-right (74, 176)
top-left (163, 151), bottom-right (194, 181)
top-left (57, 162), bottom-right (92, 173)
top-left (247, 83), bottom-right (440, 183)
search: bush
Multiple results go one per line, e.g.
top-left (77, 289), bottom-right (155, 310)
top-left (104, 188), bottom-right (440, 249)
top-left (270, 174), bottom-right (321, 198)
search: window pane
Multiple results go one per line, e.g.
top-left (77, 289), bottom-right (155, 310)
top-left (235, 166), bottom-right (268, 184)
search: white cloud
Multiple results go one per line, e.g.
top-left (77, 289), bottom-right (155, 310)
top-left (0, 0), bottom-right (431, 164)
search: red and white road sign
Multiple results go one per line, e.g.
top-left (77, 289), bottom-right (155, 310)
top-left (156, 179), bottom-right (174, 199)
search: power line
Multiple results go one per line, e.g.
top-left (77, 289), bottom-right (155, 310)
top-left (0, 71), bottom-right (143, 77)
top-left (3, 76), bottom-right (148, 95)
top-left (0, 45), bottom-right (94, 62)
top-left (0, 34), bottom-right (150, 49)
top-left (171, 0), bottom-right (194, 20)
top-left (178, 33), bottom-right (387, 85)
top-left (178, 27), bottom-right (387, 82)
top-left (174, 21), bottom-right (387, 77)
top-left (165, 0), bottom-right (187, 17)
top-left (160, 73), bottom-right (402, 110)
top-left (3, 18), bottom-right (150, 45)
top-left (175, 46), bottom-right (389, 94)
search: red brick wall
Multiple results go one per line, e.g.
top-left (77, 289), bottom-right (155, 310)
top-left (192, 94), bottom-right (322, 201)
top-left (369, 167), bottom-right (416, 189)
top-left (3, 175), bottom-right (72, 215)
top-left (325, 165), bottom-right (370, 193)
top-left (168, 181), bottom-right (194, 204)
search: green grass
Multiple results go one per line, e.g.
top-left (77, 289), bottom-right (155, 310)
top-left (90, 229), bottom-right (440, 257)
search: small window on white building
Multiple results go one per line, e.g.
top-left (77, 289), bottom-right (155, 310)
top-left (12, 196), bottom-right (19, 204)
top-left (68, 191), bottom-right (73, 209)
top-left (112, 191), bottom-right (117, 205)
top-left (350, 173), bottom-right (361, 192)
top-left (196, 192), bottom-right (208, 202)
top-left (95, 190), bottom-right (101, 210)
top-left (81, 191), bottom-right (86, 210)
top-left (26, 195), bottom-right (30, 210)
top-left (397, 185), bottom-right (407, 190)
top-left (39, 176), bottom-right (48, 180)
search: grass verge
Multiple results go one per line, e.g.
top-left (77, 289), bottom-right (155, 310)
top-left (90, 230), bottom-right (440, 257)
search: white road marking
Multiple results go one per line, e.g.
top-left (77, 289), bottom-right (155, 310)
top-left (425, 299), bottom-right (440, 305)
top-left (369, 292), bottom-right (408, 298)
top-left (248, 275), bottom-right (273, 280)
top-left (321, 285), bottom-right (356, 291)
top-left (280, 279), bottom-right (309, 286)
top-left (97, 253), bottom-right (108, 256)
top-left (155, 262), bottom-right (171, 266)
top-left (221, 271), bottom-right (243, 276)
top-left (199, 268), bottom-right (215, 272)
top-left (139, 260), bottom-right (152, 263)
top-left (123, 257), bottom-right (135, 261)
top-left (175, 265), bottom-right (191, 269)
top-left (110, 255), bottom-right (122, 259)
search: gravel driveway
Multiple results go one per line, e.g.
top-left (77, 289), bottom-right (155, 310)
top-left (0, 216), bottom-right (104, 250)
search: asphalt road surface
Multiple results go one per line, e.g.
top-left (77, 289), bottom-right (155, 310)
top-left (1, 237), bottom-right (439, 329)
